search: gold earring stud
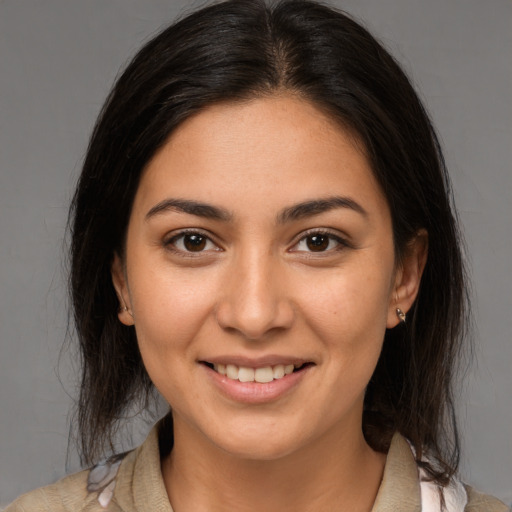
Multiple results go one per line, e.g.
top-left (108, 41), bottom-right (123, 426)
top-left (396, 307), bottom-right (406, 323)
top-left (119, 305), bottom-right (134, 318)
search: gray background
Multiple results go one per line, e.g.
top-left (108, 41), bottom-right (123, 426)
top-left (0, 0), bottom-right (510, 507)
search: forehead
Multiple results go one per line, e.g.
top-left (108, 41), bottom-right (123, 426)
top-left (133, 95), bottom-right (388, 220)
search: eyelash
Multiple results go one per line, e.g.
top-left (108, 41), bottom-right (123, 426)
top-left (164, 229), bottom-right (221, 256)
top-left (164, 229), bottom-right (349, 256)
top-left (290, 229), bottom-right (349, 254)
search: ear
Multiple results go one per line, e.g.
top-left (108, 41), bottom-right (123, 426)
top-left (111, 253), bottom-right (135, 326)
top-left (387, 230), bottom-right (428, 328)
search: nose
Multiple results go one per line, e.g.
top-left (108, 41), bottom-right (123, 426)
top-left (215, 249), bottom-right (295, 340)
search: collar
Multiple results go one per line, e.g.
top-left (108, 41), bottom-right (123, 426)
top-left (112, 426), bottom-right (422, 511)
top-left (372, 432), bottom-right (421, 511)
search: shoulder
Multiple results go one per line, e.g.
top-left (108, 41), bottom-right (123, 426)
top-left (4, 470), bottom-right (96, 512)
top-left (464, 484), bottom-right (510, 512)
top-left (3, 452), bottom-right (132, 512)
top-left (3, 422), bottom-right (165, 512)
top-left (383, 433), bottom-right (509, 512)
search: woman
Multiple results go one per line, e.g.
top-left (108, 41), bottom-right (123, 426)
top-left (6, 0), bottom-right (508, 510)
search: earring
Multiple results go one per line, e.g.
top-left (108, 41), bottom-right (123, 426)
top-left (396, 307), bottom-right (406, 324)
top-left (119, 305), bottom-right (134, 318)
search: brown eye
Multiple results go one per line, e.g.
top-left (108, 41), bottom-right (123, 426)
top-left (183, 234), bottom-right (207, 252)
top-left (306, 234), bottom-right (330, 252)
top-left (292, 232), bottom-right (346, 254)
top-left (167, 232), bottom-right (218, 254)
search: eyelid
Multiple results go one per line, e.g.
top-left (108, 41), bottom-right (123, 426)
top-left (162, 227), bottom-right (350, 256)
top-left (288, 228), bottom-right (350, 253)
top-left (164, 228), bottom-right (223, 254)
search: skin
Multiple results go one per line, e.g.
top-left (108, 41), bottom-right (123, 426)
top-left (112, 95), bottom-right (427, 512)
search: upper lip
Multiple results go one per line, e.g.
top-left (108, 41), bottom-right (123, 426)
top-left (200, 355), bottom-right (313, 368)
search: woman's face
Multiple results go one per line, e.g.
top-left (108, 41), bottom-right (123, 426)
top-left (113, 95), bottom-right (423, 460)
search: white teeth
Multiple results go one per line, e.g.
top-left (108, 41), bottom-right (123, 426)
top-left (272, 364), bottom-right (285, 379)
top-left (212, 362), bottom-right (305, 382)
top-left (226, 364), bottom-right (239, 380)
top-left (238, 367), bottom-right (255, 382)
top-left (255, 367), bottom-right (274, 383)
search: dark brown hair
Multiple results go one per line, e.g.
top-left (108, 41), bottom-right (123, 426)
top-left (70, 0), bottom-right (469, 484)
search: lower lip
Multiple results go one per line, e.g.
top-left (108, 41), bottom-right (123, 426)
top-left (203, 364), bottom-right (313, 404)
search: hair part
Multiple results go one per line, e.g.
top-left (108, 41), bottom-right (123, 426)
top-left (69, 0), bottom-right (470, 485)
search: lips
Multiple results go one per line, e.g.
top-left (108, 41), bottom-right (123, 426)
top-left (201, 361), bottom-right (312, 383)
top-left (201, 358), bottom-right (314, 403)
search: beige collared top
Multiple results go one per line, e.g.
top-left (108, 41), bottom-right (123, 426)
top-left (5, 426), bottom-right (508, 512)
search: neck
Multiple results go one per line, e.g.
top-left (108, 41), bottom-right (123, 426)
top-left (161, 418), bottom-right (386, 512)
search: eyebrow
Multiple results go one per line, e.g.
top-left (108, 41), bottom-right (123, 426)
top-left (145, 195), bottom-right (367, 223)
top-left (145, 198), bottom-right (232, 222)
top-left (276, 196), bottom-right (368, 224)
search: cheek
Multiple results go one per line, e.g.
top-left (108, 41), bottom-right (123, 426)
top-left (302, 268), bottom-right (392, 325)
top-left (128, 265), bottom-right (220, 411)
top-left (295, 256), bottom-right (394, 358)
top-left (127, 261), bottom-right (220, 361)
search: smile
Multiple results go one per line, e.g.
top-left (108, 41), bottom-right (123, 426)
top-left (205, 362), bottom-right (310, 383)
top-left (201, 359), bottom-right (315, 403)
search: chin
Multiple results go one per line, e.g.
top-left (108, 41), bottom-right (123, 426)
top-left (203, 418), bottom-right (312, 462)
top-left (217, 436), bottom-right (301, 461)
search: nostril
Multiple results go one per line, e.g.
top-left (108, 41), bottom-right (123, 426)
top-left (214, 294), bottom-right (295, 341)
